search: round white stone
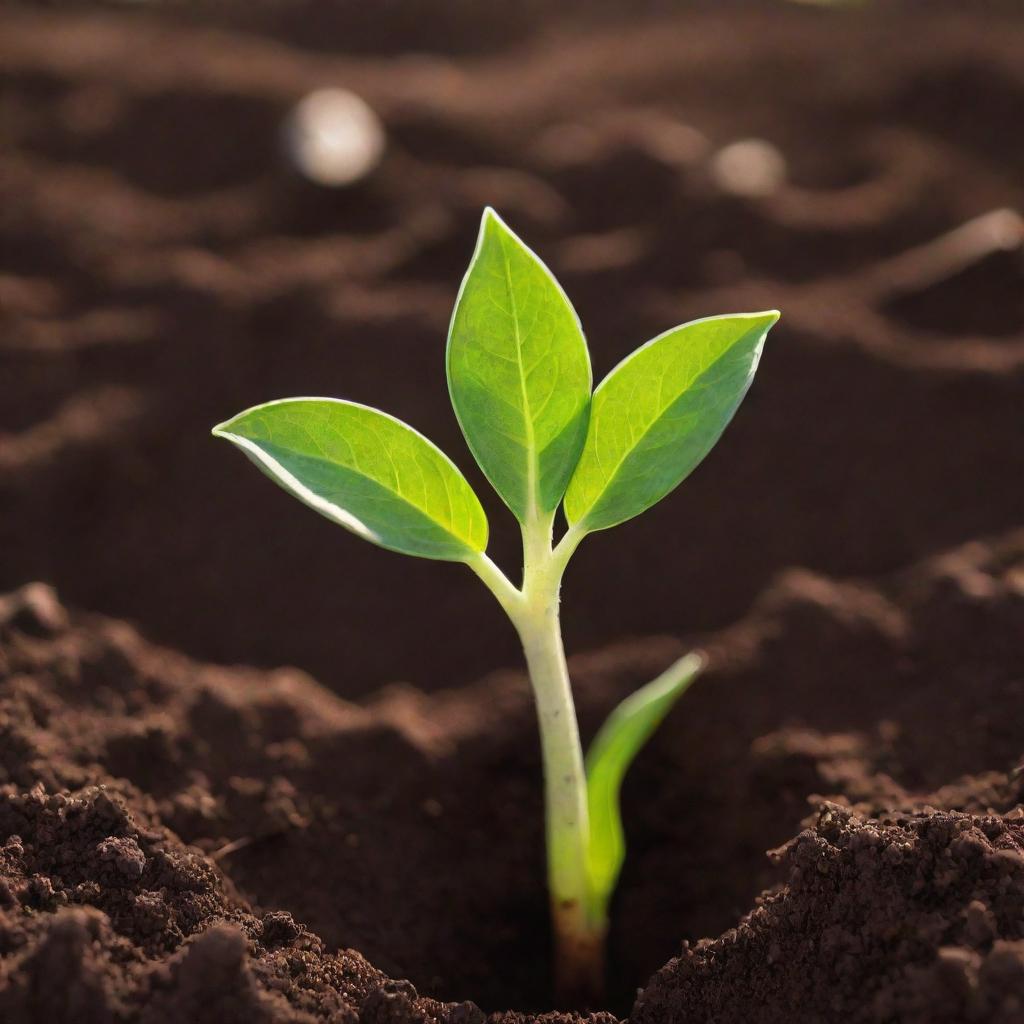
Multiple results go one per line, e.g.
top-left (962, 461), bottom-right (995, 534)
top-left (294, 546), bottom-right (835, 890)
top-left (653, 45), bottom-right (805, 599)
top-left (284, 88), bottom-right (386, 187)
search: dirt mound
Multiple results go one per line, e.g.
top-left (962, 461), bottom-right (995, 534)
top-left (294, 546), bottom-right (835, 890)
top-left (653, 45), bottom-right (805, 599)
top-left (2, 527), bottom-right (1023, 1020)
top-left (635, 805), bottom-right (1024, 1024)
top-left (0, 790), bottom-right (394, 1024)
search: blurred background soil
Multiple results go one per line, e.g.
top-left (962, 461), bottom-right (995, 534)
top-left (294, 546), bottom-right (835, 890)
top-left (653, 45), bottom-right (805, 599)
top-left (1, 1), bottom-right (1024, 1021)
top-left (2, 0), bottom-right (1022, 697)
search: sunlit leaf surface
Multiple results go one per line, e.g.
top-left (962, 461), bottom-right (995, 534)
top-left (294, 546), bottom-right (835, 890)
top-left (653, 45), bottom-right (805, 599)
top-left (213, 398), bottom-right (487, 561)
top-left (565, 312), bottom-right (779, 533)
top-left (448, 208), bottom-right (592, 523)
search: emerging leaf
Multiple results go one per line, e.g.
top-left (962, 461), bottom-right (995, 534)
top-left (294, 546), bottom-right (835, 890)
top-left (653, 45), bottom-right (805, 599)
top-left (447, 208), bottom-right (592, 524)
top-left (564, 311), bottom-right (779, 533)
top-left (212, 398), bottom-right (488, 562)
top-left (584, 652), bottom-right (705, 920)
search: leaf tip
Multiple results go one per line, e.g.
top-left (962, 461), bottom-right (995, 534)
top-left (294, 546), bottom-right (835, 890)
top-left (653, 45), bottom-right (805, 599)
top-left (480, 204), bottom-right (502, 226)
top-left (212, 410), bottom-right (248, 441)
top-left (479, 205), bottom-right (512, 244)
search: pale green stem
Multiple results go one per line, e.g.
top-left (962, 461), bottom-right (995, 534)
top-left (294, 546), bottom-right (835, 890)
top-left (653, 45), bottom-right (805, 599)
top-left (551, 522), bottom-right (586, 579)
top-left (467, 550), bottom-right (524, 619)
top-left (467, 515), bottom-right (602, 1001)
top-left (516, 582), bottom-right (604, 998)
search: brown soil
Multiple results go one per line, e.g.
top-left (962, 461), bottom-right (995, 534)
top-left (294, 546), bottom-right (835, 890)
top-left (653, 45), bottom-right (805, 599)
top-left (3, 533), bottom-right (1024, 1022)
top-left (2, 2), bottom-right (1023, 1022)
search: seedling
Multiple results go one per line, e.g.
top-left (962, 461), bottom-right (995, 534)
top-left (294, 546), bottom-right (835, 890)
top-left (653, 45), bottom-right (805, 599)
top-left (213, 209), bottom-right (778, 1003)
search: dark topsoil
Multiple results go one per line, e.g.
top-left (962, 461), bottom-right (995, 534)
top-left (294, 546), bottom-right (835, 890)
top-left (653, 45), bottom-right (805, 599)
top-left (2, 2), bottom-right (1024, 1022)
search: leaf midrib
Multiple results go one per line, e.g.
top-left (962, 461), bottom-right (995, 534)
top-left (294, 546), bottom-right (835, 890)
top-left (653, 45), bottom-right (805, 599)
top-left (500, 230), bottom-right (538, 518)
top-left (577, 331), bottom-right (751, 522)
top-left (242, 432), bottom-right (473, 547)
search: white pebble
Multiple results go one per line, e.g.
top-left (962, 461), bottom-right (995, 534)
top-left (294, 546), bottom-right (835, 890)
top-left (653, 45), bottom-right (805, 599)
top-left (284, 88), bottom-right (385, 187)
top-left (711, 138), bottom-right (787, 197)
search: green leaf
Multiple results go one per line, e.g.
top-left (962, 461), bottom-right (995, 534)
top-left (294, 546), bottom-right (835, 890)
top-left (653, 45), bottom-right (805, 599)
top-left (447, 208), bottom-right (592, 524)
top-left (564, 311), bottom-right (779, 533)
top-left (212, 398), bottom-right (488, 562)
top-left (584, 652), bottom-right (705, 919)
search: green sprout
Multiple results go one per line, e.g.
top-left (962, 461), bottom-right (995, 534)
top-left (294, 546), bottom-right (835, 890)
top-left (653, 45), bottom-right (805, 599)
top-left (213, 209), bottom-right (778, 1003)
